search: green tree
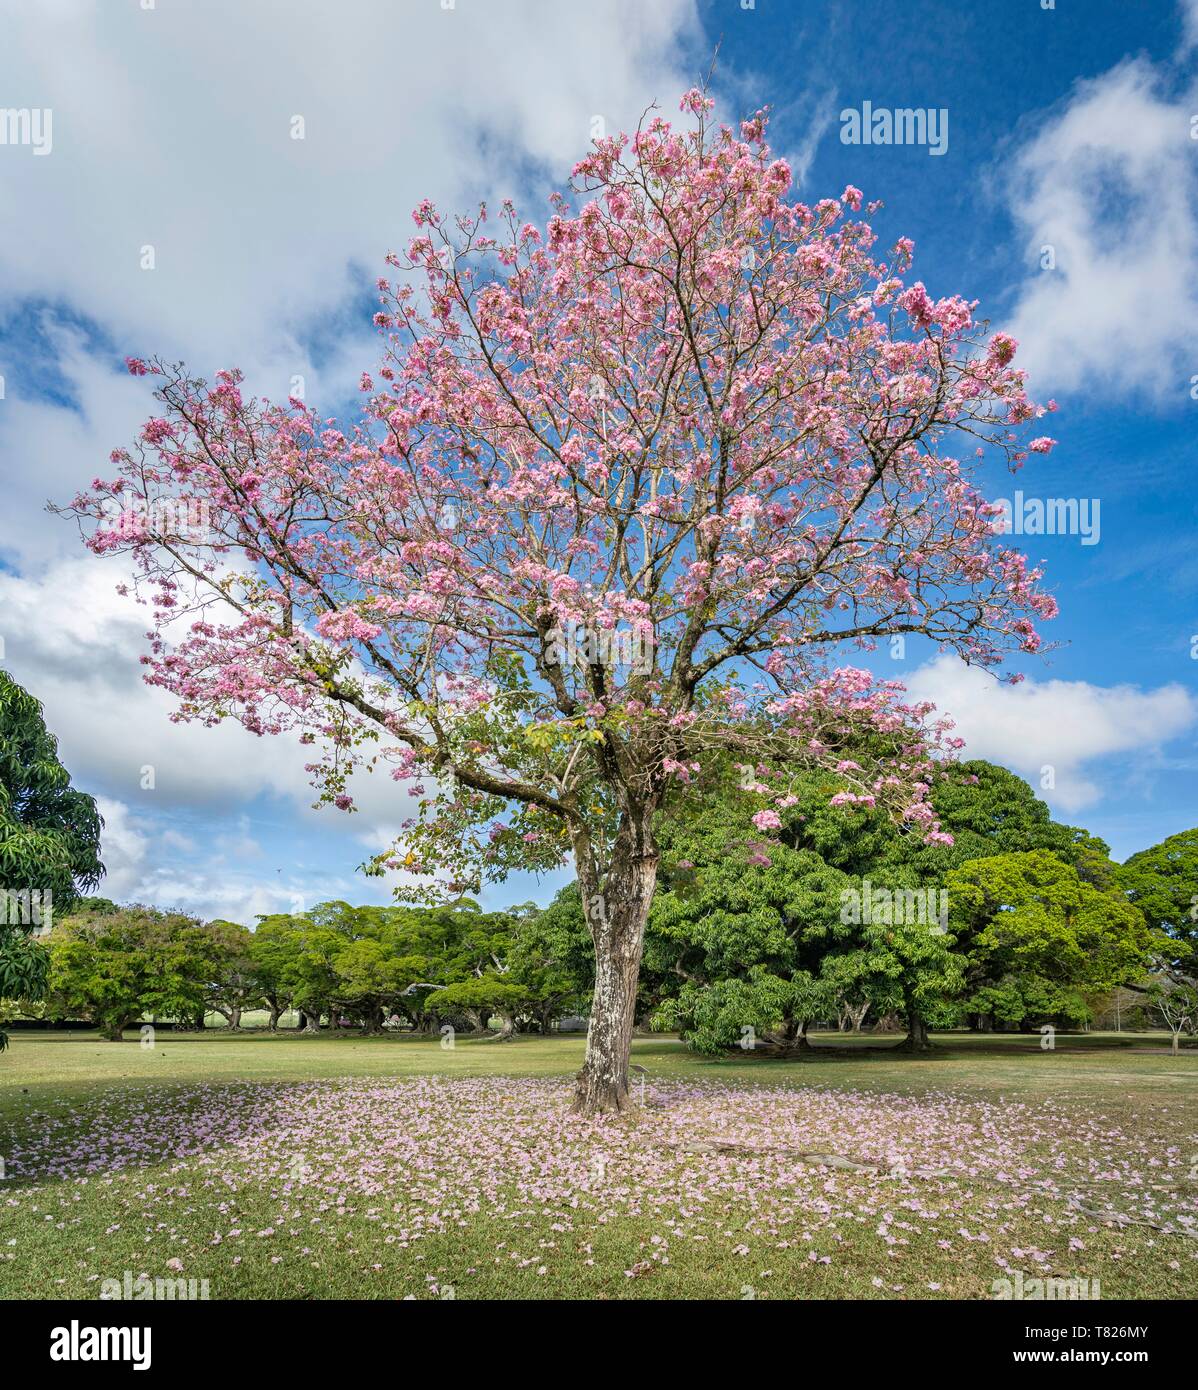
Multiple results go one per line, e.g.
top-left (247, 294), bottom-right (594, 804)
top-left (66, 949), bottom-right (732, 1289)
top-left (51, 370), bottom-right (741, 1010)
top-left (638, 758), bottom-right (1127, 1052)
top-left (0, 672), bottom-right (104, 1049)
top-left (946, 850), bottom-right (1154, 1030)
top-left (648, 758), bottom-right (962, 1052)
top-left (1147, 981), bottom-right (1198, 1055)
top-left (332, 933), bottom-right (420, 1033)
top-left (46, 903), bottom-right (212, 1039)
top-left (433, 976), bottom-right (530, 1039)
top-left (1117, 828), bottom-right (1198, 986)
top-left (202, 919), bottom-right (264, 1030)
top-left (250, 913), bottom-right (344, 1032)
top-left (785, 759), bottom-right (1115, 1042)
top-left (507, 893), bottom-right (592, 1033)
top-left (648, 787), bottom-right (850, 1052)
top-left (245, 916), bottom-right (296, 1030)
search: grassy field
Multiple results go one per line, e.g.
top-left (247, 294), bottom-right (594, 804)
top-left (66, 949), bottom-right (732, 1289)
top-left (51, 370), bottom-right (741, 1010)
top-left (2, 1030), bottom-right (1195, 1300)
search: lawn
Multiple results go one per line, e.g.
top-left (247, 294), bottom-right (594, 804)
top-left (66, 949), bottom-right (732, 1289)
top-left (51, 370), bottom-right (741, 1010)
top-left (2, 1030), bottom-right (1195, 1300)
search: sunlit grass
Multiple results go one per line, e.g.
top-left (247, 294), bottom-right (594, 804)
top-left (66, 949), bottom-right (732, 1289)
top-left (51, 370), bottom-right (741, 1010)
top-left (1, 1031), bottom-right (1194, 1300)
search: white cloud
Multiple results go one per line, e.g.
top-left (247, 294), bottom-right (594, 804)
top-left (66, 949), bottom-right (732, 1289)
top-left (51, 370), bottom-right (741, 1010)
top-left (0, 326), bottom-right (152, 570)
top-left (90, 795), bottom-right (372, 921)
top-left (0, 556), bottom-right (420, 829)
top-left (0, 2), bottom-right (699, 919)
top-left (1001, 54), bottom-right (1198, 398)
top-left (906, 653), bottom-right (1198, 812)
top-left (0, 0), bottom-right (699, 390)
top-left (91, 796), bottom-right (151, 902)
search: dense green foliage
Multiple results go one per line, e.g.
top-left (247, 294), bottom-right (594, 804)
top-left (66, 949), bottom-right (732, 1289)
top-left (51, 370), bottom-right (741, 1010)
top-left (3, 719), bottom-right (1188, 1052)
top-left (1118, 828), bottom-right (1198, 984)
top-left (645, 759), bottom-right (1165, 1049)
top-left (0, 672), bottom-right (104, 1048)
top-left (947, 850), bottom-right (1154, 1029)
top-left (46, 901), bottom-right (215, 1039)
top-left (35, 897), bottom-right (588, 1040)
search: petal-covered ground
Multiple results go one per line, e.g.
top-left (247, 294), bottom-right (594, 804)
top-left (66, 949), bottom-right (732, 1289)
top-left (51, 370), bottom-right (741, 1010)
top-left (3, 1075), bottom-right (1196, 1299)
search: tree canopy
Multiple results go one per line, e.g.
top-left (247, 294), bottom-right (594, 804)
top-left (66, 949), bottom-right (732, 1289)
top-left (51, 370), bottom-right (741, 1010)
top-left (1118, 828), bottom-right (1198, 986)
top-left (66, 94), bottom-right (1062, 1108)
top-left (0, 671), bottom-right (104, 1049)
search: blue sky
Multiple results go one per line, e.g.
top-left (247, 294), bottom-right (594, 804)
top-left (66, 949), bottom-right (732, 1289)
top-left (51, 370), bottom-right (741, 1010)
top-left (0, 0), bottom-right (1195, 922)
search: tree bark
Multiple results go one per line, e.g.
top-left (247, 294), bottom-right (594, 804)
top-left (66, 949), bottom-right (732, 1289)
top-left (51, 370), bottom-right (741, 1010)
top-left (764, 1014), bottom-right (810, 1053)
top-left (898, 1011), bottom-right (931, 1051)
top-left (571, 817), bottom-right (657, 1115)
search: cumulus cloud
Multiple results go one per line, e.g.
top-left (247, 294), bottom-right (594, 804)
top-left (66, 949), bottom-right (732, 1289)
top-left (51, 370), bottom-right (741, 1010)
top-left (91, 796), bottom-right (377, 922)
top-left (0, 327), bottom-right (152, 570)
top-left (0, 1), bottom-right (717, 919)
top-left (906, 654), bottom-right (1198, 812)
top-left (0, 556), bottom-right (420, 828)
top-left (0, 0), bottom-right (699, 391)
top-left (1000, 50), bottom-right (1198, 398)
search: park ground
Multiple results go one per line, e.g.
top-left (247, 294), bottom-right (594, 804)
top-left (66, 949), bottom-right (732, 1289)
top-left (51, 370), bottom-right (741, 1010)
top-left (1, 1030), bottom-right (1195, 1300)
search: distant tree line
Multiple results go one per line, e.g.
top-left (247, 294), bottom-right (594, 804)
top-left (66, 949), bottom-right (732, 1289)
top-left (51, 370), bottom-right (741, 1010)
top-left (0, 664), bottom-right (1193, 1051)
top-left (5, 759), bottom-right (1193, 1051)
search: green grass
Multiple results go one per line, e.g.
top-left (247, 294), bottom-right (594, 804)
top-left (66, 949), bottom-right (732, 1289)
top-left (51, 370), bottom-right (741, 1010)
top-left (3, 1027), bottom-right (1190, 1114)
top-left (2, 1030), bottom-right (1195, 1300)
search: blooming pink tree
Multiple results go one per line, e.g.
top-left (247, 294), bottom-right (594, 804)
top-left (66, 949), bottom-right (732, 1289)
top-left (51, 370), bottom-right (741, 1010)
top-left (65, 93), bottom-right (1057, 1114)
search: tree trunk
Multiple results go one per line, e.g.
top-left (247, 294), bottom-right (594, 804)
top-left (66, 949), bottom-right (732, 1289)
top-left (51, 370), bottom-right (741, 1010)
top-left (302, 1009), bottom-right (321, 1034)
top-left (267, 998), bottom-right (282, 1032)
top-left (764, 1014), bottom-right (809, 1053)
top-left (899, 1011), bottom-right (931, 1051)
top-left (571, 819), bottom-right (657, 1116)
